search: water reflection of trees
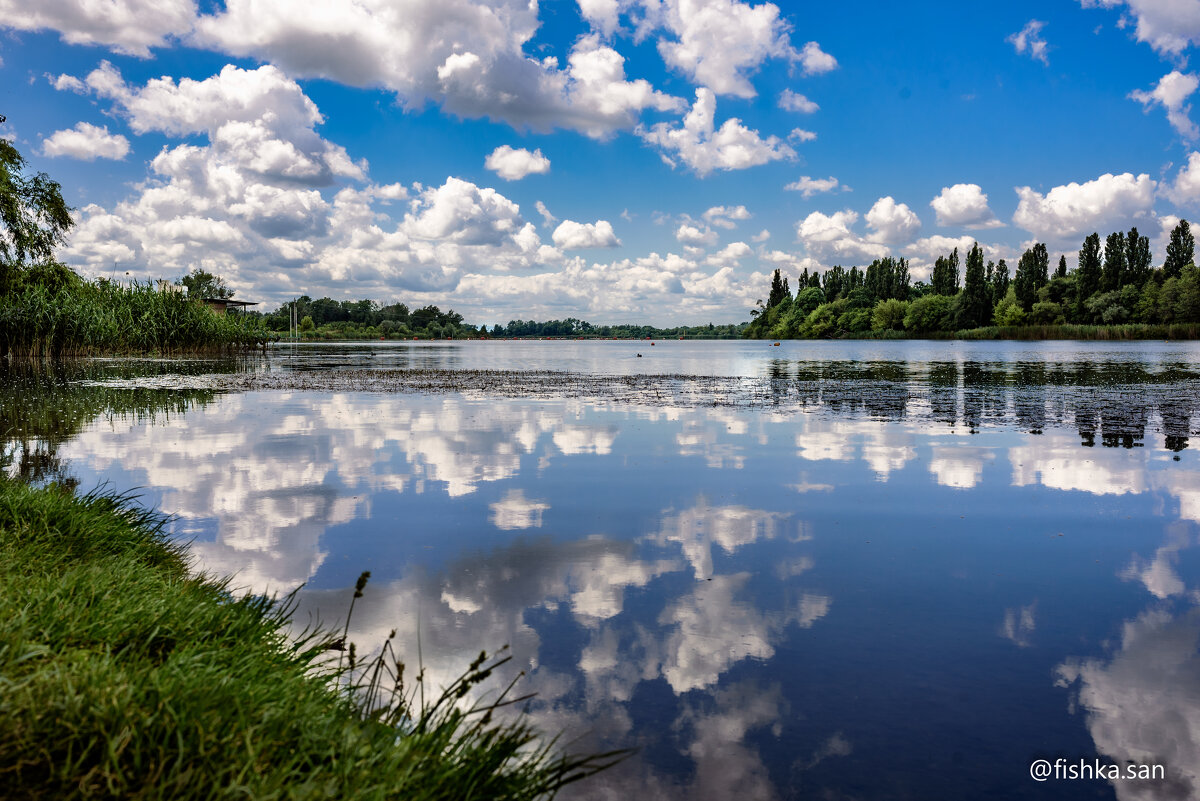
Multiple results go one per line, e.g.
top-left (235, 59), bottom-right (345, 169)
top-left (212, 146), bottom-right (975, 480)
top-left (762, 358), bottom-right (1197, 451)
top-left (0, 361), bottom-right (223, 484)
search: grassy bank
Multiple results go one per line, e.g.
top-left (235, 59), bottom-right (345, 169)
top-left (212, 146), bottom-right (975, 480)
top-left (0, 479), bottom-right (614, 799)
top-left (949, 322), bottom-right (1200, 340)
top-left (757, 323), bottom-right (1200, 341)
top-left (0, 265), bottom-right (269, 357)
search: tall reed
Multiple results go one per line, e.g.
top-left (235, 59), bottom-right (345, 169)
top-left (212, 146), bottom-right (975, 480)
top-left (0, 277), bottom-right (268, 358)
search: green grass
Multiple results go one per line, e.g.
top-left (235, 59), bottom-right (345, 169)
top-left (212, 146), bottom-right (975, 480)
top-left (0, 271), bottom-right (269, 357)
top-left (0, 479), bottom-right (618, 800)
top-left (769, 322), bottom-right (1200, 341)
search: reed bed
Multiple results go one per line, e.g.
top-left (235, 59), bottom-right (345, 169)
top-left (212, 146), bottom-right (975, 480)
top-left (844, 323), bottom-right (1200, 341)
top-left (0, 278), bottom-right (269, 358)
top-left (0, 479), bottom-right (619, 799)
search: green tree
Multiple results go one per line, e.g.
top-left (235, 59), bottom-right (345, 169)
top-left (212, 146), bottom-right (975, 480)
top-left (871, 298), bottom-right (909, 331)
top-left (1101, 231), bottom-right (1127, 292)
top-left (0, 133), bottom-right (74, 292)
top-left (1028, 301), bottom-right (1065, 324)
top-left (903, 294), bottom-right (955, 333)
top-left (994, 286), bottom-right (1025, 326)
top-left (299, 315), bottom-right (314, 332)
top-left (1076, 233), bottom-right (1102, 319)
top-left (931, 248), bottom-right (960, 296)
top-left (990, 258), bottom-right (1010, 306)
top-left (1164, 219), bottom-right (1194, 280)
top-left (1055, 254), bottom-right (1067, 279)
top-left (955, 242), bottom-right (991, 329)
top-left (767, 268), bottom-right (791, 308)
top-left (1013, 243), bottom-right (1049, 311)
top-left (1126, 227), bottom-right (1151, 286)
top-left (799, 303), bottom-right (838, 338)
top-left (864, 257), bottom-right (910, 302)
top-left (793, 286), bottom-right (825, 317)
top-left (177, 268), bottom-right (234, 299)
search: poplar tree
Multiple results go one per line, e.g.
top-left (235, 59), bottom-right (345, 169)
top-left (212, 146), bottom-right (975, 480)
top-left (956, 242), bottom-right (991, 329)
top-left (991, 258), bottom-right (1010, 305)
top-left (1164, 219), bottom-right (1194, 279)
top-left (1055, 255), bottom-right (1067, 279)
top-left (931, 248), bottom-right (960, 296)
top-left (767, 269), bottom-right (791, 307)
top-left (1126, 227), bottom-right (1151, 286)
top-left (1102, 231), bottom-right (1127, 292)
top-left (1076, 233), bottom-right (1102, 317)
top-left (1013, 243), bottom-right (1049, 311)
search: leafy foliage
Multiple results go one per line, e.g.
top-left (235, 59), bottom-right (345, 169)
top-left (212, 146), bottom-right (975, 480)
top-left (0, 138), bottom-right (74, 294)
top-left (177, 268), bottom-right (234, 299)
top-left (742, 219), bottom-right (1197, 339)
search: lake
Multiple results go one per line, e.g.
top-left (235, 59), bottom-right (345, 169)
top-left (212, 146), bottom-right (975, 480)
top-left (6, 339), bottom-right (1200, 800)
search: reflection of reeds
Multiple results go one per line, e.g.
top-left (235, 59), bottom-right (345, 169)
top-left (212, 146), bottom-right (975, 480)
top-left (0, 363), bottom-right (221, 483)
top-left (0, 480), bottom-right (623, 799)
top-left (0, 279), bottom-right (268, 358)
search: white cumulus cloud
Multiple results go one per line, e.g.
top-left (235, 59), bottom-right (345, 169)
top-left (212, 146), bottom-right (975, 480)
top-left (778, 89), bottom-right (818, 113)
top-left (484, 145), bottom-right (551, 180)
top-left (651, 0), bottom-right (799, 97)
top-left (930, 183), bottom-right (1003, 229)
top-left (1165, 151), bottom-right (1200, 207)
top-left (1080, 0), bottom-right (1200, 57)
top-left (552, 219), bottom-right (620, 249)
top-left (865, 196), bottom-right (921, 245)
top-left (702, 205), bottom-right (750, 229)
top-left (1130, 70), bottom-right (1199, 141)
top-left (799, 41), bottom-right (837, 75)
top-left (795, 209), bottom-right (888, 265)
top-left (675, 223), bottom-right (719, 246)
top-left (189, 2), bottom-right (680, 138)
top-left (784, 175), bottom-right (840, 198)
top-left (1008, 19), bottom-right (1049, 64)
top-left (639, 88), bottom-right (794, 176)
top-left (42, 122), bottom-right (130, 160)
top-left (1012, 172), bottom-right (1157, 243)
top-left (0, 0), bottom-right (194, 56)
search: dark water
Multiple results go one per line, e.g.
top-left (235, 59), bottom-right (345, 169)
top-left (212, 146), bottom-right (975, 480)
top-left (6, 340), bottom-right (1200, 800)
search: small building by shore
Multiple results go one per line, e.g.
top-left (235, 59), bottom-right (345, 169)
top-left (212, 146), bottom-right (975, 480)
top-left (202, 298), bottom-right (258, 316)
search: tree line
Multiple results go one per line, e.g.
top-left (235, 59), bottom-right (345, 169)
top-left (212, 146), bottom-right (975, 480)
top-left (745, 220), bottom-right (1197, 339)
top-left (490, 318), bottom-right (744, 339)
top-left (257, 296), bottom-right (474, 339)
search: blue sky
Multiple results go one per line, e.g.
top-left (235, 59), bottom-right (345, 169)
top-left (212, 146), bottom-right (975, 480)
top-left (2, 0), bottom-right (1199, 325)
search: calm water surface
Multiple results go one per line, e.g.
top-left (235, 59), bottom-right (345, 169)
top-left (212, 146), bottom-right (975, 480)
top-left (8, 340), bottom-right (1200, 800)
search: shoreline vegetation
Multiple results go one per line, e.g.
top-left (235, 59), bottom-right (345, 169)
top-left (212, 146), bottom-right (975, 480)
top-left (0, 477), bottom-right (619, 799)
top-left (1, 263), bottom-right (270, 358)
top-left (742, 221), bottom-right (1198, 342)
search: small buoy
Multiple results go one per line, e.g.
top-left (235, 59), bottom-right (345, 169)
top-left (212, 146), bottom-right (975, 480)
top-left (650, 342), bottom-right (655, 346)
top-left (637, 353), bottom-right (642, 357)
top-left (773, 342), bottom-right (780, 346)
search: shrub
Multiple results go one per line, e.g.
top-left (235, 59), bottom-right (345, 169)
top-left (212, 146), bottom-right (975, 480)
top-left (871, 298), bottom-right (909, 332)
top-left (799, 303), bottom-right (838, 338)
top-left (1028, 301), bottom-right (1065, 325)
top-left (903, 294), bottom-right (955, 333)
top-left (837, 308), bottom-right (872, 333)
top-left (994, 287), bottom-right (1025, 327)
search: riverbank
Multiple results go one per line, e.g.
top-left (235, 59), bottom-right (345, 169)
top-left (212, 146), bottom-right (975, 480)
top-left (0, 265), bottom-right (269, 358)
top-left (0, 478), bottom-right (612, 799)
top-left (744, 323), bottom-right (1200, 341)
